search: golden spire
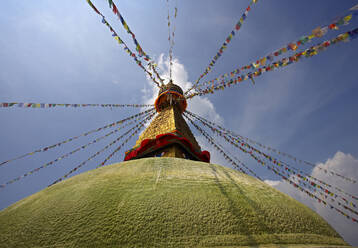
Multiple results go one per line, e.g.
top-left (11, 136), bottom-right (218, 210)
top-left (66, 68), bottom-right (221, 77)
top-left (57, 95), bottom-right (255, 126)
top-left (124, 81), bottom-right (210, 162)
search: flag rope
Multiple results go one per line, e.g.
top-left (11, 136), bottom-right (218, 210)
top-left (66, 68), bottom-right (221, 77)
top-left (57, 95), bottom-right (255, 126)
top-left (187, 27), bottom-right (358, 99)
top-left (250, 152), bottom-right (358, 223)
top-left (86, 0), bottom-right (162, 88)
top-left (0, 102), bottom-right (153, 108)
top-left (183, 112), bottom-right (260, 179)
top-left (97, 112), bottom-right (156, 168)
top-left (186, 111), bottom-right (358, 210)
top-left (185, 0), bottom-right (259, 96)
top-left (185, 110), bottom-right (357, 186)
top-left (166, 0), bottom-right (178, 81)
top-left (0, 111), bottom-right (153, 189)
top-left (105, 0), bottom-right (164, 86)
top-left (191, 7), bottom-right (357, 91)
top-left (185, 111), bottom-right (358, 222)
top-left (49, 112), bottom-right (155, 186)
top-left (0, 108), bottom-right (154, 167)
top-left (187, 111), bottom-right (358, 215)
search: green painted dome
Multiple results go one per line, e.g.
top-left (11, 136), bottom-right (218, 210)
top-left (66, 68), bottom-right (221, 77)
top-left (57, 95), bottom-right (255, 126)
top-left (0, 158), bottom-right (348, 247)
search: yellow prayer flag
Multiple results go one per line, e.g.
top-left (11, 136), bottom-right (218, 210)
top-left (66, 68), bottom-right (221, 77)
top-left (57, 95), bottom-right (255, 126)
top-left (342, 33), bottom-right (349, 41)
top-left (114, 36), bottom-right (123, 44)
top-left (124, 23), bottom-right (129, 32)
top-left (260, 57), bottom-right (267, 66)
top-left (344, 14), bottom-right (352, 23)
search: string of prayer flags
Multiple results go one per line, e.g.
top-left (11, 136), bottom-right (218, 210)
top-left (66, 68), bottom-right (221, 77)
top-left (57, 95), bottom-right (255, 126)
top-left (213, 122), bottom-right (358, 212)
top-left (260, 156), bottom-right (358, 220)
top-left (107, 0), bottom-right (145, 57)
top-left (184, 111), bottom-right (263, 180)
top-left (0, 112), bottom-right (153, 189)
top-left (0, 102), bottom-right (153, 108)
top-left (191, 8), bottom-right (358, 92)
top-left (166, 0), bottom-right (178, 80)
top-left (0, 108), bottom-right (154, 167)
top-left (97, 112), bottom-right (155, 168)
top-left (244, 145), bottom-right (358, 213)
top-left (185, 0), bottom-right (260, 96)
top-left (249, 153), bottom-right (358, 223)
top-left (241, 136), bottom-right (357, 214)
top-left (194, 112), bottom-right (358, 220)
top-left (185, 110), bottom-right (358, 207)
top-left (166, 0), bottom-right (172, 79)
top-left (263, 155), bottom-right (358, 203)
top-left (209, 120), bottom-right (358, 215)
top-left (194, 107), bottom-right (357, 212)
top-left (187, 27), bottom-right (358, 100)
top-left (250, 9), bottom-right (356, 68)
top-left (184, 113), bottom-right (256, 177)
top-left (86, 0), bottom-right (162, 88)
top-left (148, 62), bottom-right (165, 86)
top-left (105, 0), bottom-right (164, 85)
top-left (50, 113), bottom-right (155, 186)
top-left (184, 113), bottom-right (247, 174)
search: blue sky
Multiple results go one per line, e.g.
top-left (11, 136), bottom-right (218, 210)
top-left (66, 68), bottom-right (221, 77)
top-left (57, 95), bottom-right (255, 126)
top-left (1, 0), bottom-right (358, 245)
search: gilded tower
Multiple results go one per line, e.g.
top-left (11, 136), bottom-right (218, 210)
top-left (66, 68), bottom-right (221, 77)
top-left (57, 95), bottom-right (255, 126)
top-left (124, 81), bottom-right (210, 162)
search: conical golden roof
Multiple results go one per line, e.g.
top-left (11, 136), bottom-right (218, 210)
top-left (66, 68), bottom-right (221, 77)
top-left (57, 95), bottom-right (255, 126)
top-left (125, 82), bottom-right (209, 162)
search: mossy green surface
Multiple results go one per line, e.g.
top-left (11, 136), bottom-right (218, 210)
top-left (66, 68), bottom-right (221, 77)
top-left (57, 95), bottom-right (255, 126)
top-left (0, 158), bottom-right (348, 247)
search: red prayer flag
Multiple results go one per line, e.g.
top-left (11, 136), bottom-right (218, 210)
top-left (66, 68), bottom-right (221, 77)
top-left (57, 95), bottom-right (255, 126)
top-left (113, 4), bottom-right (118, 15)
top-left (329, 23), bottom-right (337, 30)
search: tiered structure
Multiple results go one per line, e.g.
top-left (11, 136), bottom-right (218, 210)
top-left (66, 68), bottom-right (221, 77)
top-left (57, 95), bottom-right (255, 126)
top-left (124, 81), bottom-right (210, 162)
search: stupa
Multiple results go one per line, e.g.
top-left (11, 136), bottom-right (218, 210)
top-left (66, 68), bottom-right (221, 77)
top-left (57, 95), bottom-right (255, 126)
top-left (0, 82), bottom-right (348, 247)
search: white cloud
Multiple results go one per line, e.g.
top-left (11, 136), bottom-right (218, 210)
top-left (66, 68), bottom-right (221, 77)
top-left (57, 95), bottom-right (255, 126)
top-left (141, 53), bottom-right (224, 124)
top-left (266, 151), bottom-right (358, 246)
top-left (309, 152), bottom-right (358, 245)
top-left (264, 179), bottom-right (280, 187)
top-left (313, 151), bottom-right (358, 184)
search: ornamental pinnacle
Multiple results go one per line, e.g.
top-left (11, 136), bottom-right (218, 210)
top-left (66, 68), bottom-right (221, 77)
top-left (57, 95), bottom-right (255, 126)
top-left (124, 81), bottom-right (210, 162)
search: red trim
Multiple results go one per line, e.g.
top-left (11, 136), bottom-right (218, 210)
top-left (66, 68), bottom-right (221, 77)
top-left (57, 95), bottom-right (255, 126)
top-left (124, 132), bottom-right (210, 162)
